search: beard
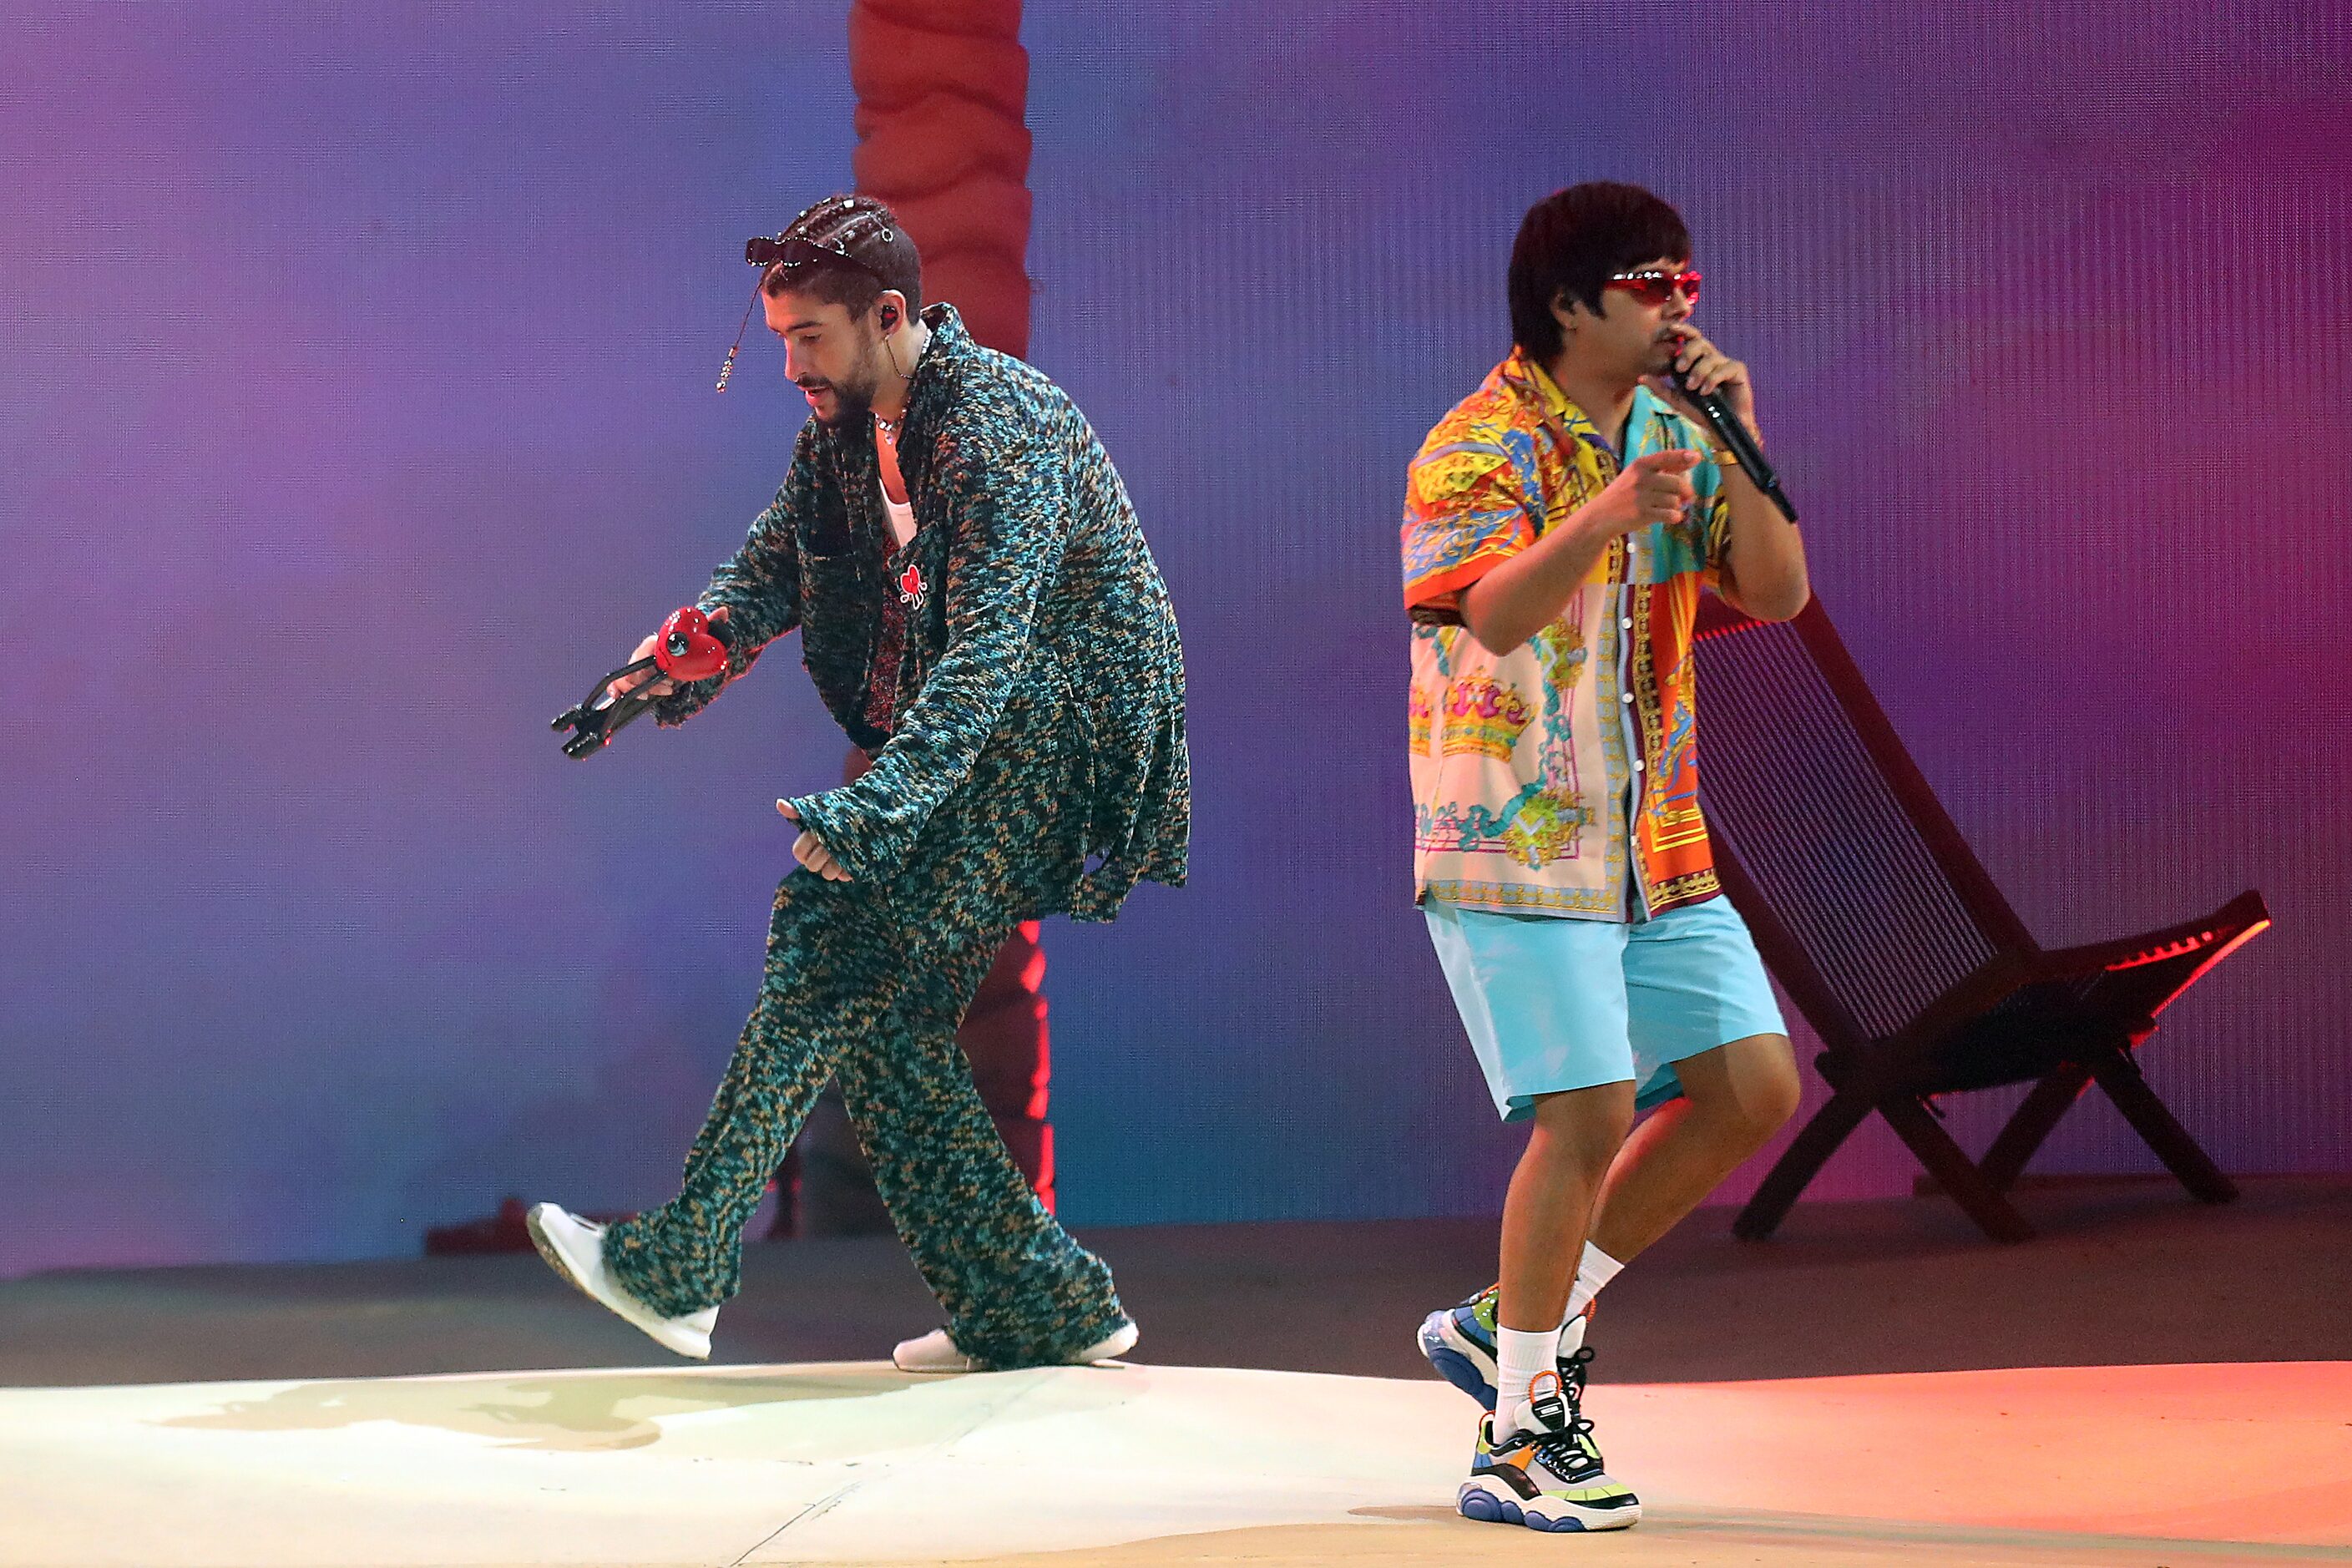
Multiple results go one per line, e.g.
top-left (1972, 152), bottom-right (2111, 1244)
top-left (799, 330), bottom-right (887, 427)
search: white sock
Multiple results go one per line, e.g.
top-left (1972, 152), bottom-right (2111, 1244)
top-left (1562, 1241), bottom-right (1625, 1325)
top-left (1493, 1324), bottom-right (1560, 1439)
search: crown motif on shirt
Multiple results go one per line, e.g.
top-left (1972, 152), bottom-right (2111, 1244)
top-left (1440, 675), bottom-right (1533, 759)
top-left (1409, 683), bottom-right (1435, 756)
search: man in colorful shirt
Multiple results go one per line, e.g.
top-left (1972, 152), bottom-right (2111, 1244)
top-left (1402, 183), bottom-right (1810, 1531)
top-left (524, 195), bottom-right (1188, 1373)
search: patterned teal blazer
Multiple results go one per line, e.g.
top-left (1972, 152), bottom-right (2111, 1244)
top-left (655, 306), bottom-right (1189, 921)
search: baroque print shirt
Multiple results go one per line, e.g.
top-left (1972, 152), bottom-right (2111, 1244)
top-left (1402, 347), bottom-right (1732, 922)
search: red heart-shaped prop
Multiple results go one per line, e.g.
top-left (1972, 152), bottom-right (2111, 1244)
top-left (655, 605), bottom-right (730, 682)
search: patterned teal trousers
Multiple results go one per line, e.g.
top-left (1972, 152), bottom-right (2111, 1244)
top-left (601, 721), bottom-right (1127, 1369)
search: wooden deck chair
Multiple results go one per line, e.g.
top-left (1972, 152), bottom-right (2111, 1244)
top-left (1690, 597), bottom-right (2269, 1242)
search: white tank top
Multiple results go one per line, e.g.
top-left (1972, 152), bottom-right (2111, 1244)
top-left (879, 475), bottom-right (916, 549)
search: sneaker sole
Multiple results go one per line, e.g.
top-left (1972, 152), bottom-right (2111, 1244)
top-left (524, 1206), bottom-right (592, 1299)
top-left (1417, 1309), bottom-right (1499, 1410)
top-left (1456, 1480), bottom-right (1640, 1532)
top-left (1082, 1320), bottom-right (1140, 1364)
top-left (898, 1319), bottom-right (1141, 1375)
top-left (524, 1205), bottom-right (711, 1361)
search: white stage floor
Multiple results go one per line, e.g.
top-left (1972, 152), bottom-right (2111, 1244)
top-left (6, 1358), bottom-right (2347, 1566)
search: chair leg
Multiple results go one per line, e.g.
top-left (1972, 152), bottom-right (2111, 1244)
top-left (1879, 1094), bottom-right (2036, 1242)
top-left (2087, 1048), bottom-right (2238, 1204)
top-left (1733, 1088), bottom-right (1872, 1241)
top-left (1978, 1063), bottom-right (2093, 1192)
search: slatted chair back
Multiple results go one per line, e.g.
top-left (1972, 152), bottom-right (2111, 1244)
top-left (1692, 597), bottom-right (2037, 1050)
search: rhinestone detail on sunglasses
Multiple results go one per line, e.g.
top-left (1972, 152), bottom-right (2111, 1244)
top-left (1606, 269), bottom-right (1702, 307)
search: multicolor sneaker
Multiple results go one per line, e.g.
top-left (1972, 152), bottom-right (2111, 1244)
top-left (1457, 1362), bottom-right (1641, 1532)
top-left (1416, 1285), bottom-right (1500, 1408)
top-left (1419, 1286), bottom-right (1601, 1413)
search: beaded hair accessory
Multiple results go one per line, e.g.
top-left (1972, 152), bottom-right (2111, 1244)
top-left (717, 196), bottom-right (899, 392)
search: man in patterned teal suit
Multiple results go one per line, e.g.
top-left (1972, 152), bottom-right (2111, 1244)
top-left (526, 195), bottom-right (1189, 1373)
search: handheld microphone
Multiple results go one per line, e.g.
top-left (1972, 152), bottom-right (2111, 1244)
top-left (1664, 351), bottom-right (1798, 525)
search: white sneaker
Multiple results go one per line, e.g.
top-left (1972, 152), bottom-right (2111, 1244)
top-left (524, 1202), bottom-right (717, 1360)
top-left (893, 1318), bottom-right (1139, 1373)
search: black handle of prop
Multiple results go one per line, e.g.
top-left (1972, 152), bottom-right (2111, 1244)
top-left (550, 605), bottom-right (743, 760)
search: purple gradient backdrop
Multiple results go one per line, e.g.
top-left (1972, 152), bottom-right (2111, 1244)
top-left (3, 1), bottom-right (2347, 1275)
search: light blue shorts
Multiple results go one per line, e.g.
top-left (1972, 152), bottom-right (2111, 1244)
top-left (1424, 895), bottom-right (1788, 1122)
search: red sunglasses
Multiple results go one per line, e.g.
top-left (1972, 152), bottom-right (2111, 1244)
top-left (1605, 268), bottom-right (1702, 307)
